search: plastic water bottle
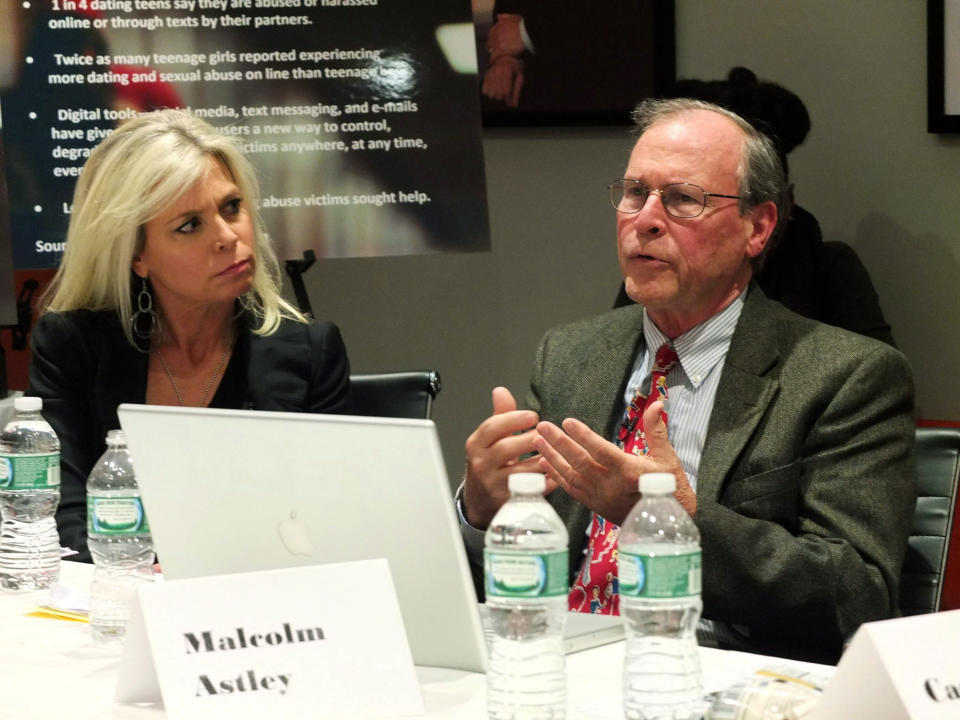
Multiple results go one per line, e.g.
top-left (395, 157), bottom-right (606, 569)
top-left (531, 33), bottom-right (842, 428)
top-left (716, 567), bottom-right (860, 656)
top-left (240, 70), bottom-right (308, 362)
top-left (87, 429), bottom-right (153, 644)
top-left (484, 472), bottom-right (568, 720)
top-left (0, 396), bottom-right (61, 592)
top-left (706, 664), bottom-right (829, 720)
top-left (619, 472), bottom-right (703, 720)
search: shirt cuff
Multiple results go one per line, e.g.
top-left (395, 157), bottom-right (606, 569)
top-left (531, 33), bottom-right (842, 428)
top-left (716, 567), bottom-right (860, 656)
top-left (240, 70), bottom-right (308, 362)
top-left (455, 480), bottom-right (486, 564)
top-left (519, 18), bottom-right (534, 54)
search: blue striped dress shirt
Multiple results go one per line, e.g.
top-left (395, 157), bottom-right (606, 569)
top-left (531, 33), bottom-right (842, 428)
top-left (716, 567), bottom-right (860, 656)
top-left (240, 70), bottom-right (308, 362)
top-left (621, 291), bottom-right (745, 491)
top-left (619, 291), bottom-right (746, 645)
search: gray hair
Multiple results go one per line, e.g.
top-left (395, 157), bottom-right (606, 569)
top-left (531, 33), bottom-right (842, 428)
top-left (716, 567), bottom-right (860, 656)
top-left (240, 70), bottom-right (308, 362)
top-left (630, 97), bottom-right (787, 268)
top-left (42, 109), bottom-right (304, 346)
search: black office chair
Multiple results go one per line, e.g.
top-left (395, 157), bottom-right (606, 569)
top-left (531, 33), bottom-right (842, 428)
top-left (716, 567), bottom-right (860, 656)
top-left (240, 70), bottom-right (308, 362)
top-left (348, 370), bottom-right (441, 420)
top-left (899, 426), bottom-right (960, 615)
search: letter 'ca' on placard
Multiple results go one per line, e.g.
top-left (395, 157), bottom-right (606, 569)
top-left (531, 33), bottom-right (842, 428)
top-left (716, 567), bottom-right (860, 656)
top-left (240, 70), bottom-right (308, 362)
top-left (810, 609), bottom-right (960, 720)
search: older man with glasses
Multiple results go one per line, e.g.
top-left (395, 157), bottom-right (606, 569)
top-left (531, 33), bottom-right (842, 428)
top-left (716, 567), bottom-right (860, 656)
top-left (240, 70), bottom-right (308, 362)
top-left (458, 98), bottom-right (916, 663)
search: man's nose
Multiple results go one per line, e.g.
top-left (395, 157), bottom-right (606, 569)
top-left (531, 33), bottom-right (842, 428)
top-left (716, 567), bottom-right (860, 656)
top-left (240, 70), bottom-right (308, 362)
top-left (629, 190), bottom-right (668, 234)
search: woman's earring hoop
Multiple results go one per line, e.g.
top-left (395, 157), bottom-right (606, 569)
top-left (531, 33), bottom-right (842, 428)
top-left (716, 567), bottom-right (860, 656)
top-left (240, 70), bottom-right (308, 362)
top-left (131, 276), bottom-right (158, 341)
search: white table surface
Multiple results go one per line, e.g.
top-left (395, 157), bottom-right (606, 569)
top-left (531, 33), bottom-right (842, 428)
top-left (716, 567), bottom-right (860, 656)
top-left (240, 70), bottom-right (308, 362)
top-left (0, 561), bottom-right (833, 719)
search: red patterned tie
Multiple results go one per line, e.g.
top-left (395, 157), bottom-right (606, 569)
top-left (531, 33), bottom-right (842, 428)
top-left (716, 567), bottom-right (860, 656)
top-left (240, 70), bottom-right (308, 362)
top-left (567, 342), bottom-right (679, 614)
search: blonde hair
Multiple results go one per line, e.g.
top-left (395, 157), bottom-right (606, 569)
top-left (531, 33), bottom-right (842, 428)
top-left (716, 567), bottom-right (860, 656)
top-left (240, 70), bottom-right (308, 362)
top-left (42, 109), bottom-right (305, 346)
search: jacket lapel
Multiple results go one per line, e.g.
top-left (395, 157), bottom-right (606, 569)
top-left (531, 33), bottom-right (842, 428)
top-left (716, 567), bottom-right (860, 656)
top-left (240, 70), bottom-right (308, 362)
top-left (591, 307), bottom-right (646, 438)
top-left (697, 289), bottom-right (781, 503)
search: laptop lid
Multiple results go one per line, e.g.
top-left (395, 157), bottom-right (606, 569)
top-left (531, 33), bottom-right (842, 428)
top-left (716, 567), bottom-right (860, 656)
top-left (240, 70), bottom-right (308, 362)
top-left (117, 403), bottom-right (488, 673)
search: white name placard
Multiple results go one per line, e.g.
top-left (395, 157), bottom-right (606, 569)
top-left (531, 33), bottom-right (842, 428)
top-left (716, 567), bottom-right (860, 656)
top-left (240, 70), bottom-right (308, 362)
top-left (116, 559), bottom-right (423, 719)
top-left (811, 609), bottom-right (960, 720)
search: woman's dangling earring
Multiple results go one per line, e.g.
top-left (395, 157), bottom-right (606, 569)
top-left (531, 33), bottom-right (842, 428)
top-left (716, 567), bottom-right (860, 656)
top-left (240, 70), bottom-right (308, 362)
top-left (131, 276), bottom-right (158, 342)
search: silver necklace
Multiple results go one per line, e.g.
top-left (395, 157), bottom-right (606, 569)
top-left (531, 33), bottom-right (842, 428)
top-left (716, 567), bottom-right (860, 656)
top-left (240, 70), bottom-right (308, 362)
top-left (155, 345), bottom-right (232, 407)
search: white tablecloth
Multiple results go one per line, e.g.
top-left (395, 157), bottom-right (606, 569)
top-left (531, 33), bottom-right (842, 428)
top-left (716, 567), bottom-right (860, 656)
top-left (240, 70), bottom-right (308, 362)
top-left (0, 561), bottom-right (832, 719)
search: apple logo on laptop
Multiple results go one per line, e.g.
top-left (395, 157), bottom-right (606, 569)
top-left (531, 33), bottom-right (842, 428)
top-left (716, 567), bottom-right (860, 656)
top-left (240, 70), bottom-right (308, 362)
top-left (278, 509), bottom-right (315, 556)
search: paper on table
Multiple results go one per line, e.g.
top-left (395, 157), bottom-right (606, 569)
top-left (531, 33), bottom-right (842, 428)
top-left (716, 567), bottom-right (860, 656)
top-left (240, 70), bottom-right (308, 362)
top-left (47, 579), bottom-right (90, 612)
top-left (25, 607), bottom-right (88, 623)
top-left (27, 579), bottom-right (90, 622)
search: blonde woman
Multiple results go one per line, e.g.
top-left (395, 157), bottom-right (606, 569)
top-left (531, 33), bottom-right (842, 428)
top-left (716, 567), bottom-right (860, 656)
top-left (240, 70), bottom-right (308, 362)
top-left (28, 110), bottom-right (350, 562)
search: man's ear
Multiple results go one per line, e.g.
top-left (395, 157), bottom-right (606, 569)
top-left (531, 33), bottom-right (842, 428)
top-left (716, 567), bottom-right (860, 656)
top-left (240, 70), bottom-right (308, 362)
top-left (744, 201), bottom-right (778, 259)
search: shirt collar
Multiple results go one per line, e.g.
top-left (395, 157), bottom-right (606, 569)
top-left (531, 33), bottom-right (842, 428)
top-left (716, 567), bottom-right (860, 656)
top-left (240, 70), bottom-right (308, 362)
top-left (642, 289), bottom-right (746, 388)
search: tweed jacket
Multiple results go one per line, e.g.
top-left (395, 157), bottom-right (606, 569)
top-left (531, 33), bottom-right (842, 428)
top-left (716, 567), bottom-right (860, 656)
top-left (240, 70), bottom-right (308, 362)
top-left (527, 286), bottom-right (916, 663)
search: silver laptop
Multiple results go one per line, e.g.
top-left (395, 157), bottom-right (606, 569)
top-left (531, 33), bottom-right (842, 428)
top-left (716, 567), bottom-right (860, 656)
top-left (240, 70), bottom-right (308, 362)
top-left (117, 404), bottom-right (488, 672)
top-left (117, 404), bottom-right (622, 673)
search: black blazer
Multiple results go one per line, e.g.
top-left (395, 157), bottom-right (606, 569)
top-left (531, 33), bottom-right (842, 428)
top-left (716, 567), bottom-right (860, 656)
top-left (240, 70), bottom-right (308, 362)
top-left (27, 310), bottom-right (351, 561)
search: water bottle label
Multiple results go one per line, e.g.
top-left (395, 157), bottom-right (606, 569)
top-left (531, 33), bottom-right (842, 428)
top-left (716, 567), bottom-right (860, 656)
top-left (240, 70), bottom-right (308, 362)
top-left (618, 550), bottom-right (701, 598)
top-left (0, 452), bottom-right (61, 490)
top-left (484, 549), bottom-right (568, 598)
top-left (87, 496), bottom-right (151, 535)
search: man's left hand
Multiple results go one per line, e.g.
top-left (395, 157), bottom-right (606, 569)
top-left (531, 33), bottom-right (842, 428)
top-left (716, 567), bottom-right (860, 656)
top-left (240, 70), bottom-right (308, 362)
top-left (532, 401), bottom-right (696, 524)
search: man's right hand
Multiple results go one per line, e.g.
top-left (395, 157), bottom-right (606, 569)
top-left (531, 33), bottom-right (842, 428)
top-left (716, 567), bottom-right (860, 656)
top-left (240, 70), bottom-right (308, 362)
top-left (481, 55), bottom-right (524, 108)
top-left (463, 387), bottom-right (545, 528)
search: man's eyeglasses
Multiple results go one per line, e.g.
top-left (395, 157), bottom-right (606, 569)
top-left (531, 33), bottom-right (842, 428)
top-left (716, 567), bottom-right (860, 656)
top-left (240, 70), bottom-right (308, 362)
top-left (608, 179), bottom-right (746, 218)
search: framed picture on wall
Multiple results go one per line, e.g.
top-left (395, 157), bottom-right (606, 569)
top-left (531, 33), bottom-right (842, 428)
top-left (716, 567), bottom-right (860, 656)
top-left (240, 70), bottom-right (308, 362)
top-left (472, 0), bottom-right (676, 127)
top-left (928, 0), bottom-right (960, 132)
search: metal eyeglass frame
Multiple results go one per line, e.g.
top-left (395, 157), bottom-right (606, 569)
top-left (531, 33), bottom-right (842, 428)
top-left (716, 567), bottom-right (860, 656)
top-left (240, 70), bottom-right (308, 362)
top-left (608, 179), bottom-right (747, 218)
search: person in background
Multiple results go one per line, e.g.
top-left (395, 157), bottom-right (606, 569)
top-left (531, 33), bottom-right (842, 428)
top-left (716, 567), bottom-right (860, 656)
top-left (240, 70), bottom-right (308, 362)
top-left (28, 110), bottom-right (351, 562)
top-left (481, 2), bottom-right (658, 116)
top-left (614, 67), bottom-right (896, 347)
top-left (460, 98), bottom-right (915, 663)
